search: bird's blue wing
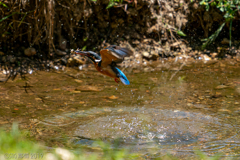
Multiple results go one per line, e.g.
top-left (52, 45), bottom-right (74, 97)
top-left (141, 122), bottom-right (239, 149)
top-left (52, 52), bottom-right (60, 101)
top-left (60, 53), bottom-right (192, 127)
top-left (106, 45), bottom-right (133, 58)
top-left (114, 67), bottom-right (130, 85)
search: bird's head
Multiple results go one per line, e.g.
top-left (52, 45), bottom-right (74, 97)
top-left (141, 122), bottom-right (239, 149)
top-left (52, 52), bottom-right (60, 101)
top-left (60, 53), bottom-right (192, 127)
top-left (72, 50), bottom-right (101, 63)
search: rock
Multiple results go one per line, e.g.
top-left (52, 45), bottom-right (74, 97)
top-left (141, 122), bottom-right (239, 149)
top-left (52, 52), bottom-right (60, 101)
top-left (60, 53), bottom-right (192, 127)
top-left (108, 95), bottom-right (118, 99)
top-left (132, 40), bottom-right (140, 44)
top-left (56, 49), bottom-right (67, 56)
top-left (0, 71), bottom-right (7, 82)
top-left (125, 35), bottom-right (130, 39)
top-left (203, 55), bottom-right (211, 62)
top-left (142, 51), bottom-right (150, 58)
top-left (150, 50), bottom-right (159, 59)
top-left (215, 85), bottom-right (228, 89)
top-left (236, 53), bottom-right (240, 60)
top-left (9, 55), bottom-right (16, 63)
top-left (24, 47), bottom-right (36, 56)
top-left (0, 51), bottom-right (4, 56)
top-left (1, 56), bottom-right (6, 63)
top-left (143, 67), bottom-right (151, 72)
top-left (75, 79), bottom-right (83, 83)
top-left (210, 52), bottom-right (218, 58)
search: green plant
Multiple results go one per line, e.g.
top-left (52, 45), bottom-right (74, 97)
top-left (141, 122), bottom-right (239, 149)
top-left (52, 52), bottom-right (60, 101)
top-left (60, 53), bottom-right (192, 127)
top-left (0, 123), bottom-right (44, 155)
top-left (106, 0), bottom-right (123, 9)
top-left (200, 0), bottom-right (240, 49)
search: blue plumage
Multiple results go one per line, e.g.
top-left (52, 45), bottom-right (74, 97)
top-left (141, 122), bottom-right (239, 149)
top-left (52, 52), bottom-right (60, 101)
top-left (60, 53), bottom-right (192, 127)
top-left (114, 67), bottom-right (130, 85)
top-left (73, 45), bottom-right (133, 85)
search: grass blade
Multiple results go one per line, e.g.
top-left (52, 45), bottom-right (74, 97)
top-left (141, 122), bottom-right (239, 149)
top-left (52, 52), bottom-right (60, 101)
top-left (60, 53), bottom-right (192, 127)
top-left (0, 2), bottom-right (9, 9)
top-left (201, 22), bottom-right (225, 50)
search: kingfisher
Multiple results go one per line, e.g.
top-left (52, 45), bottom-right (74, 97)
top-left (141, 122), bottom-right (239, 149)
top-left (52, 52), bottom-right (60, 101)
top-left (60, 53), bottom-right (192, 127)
top-left (72, 45), bottom-right (133, 85)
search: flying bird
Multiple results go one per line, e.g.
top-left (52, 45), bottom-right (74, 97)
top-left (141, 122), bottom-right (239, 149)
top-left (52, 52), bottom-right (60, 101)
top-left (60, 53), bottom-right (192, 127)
top-left (72, 45), bottom-right (133, 85)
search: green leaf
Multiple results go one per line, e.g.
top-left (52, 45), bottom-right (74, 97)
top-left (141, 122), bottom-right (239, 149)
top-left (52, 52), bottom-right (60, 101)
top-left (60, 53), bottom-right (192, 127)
top-left (106, 2), bottom-right (115, 9)
top-left (82, 46), bottom-right (87, 51)
top-left (206, 5), bottom-right (210, 11)
top-left (220, 7), bottom-right (224, 12)
top-left (0, 2), bottom-right (9, 9)
top-left (0, 13), bottom-right (16, 23)
top-left (83, 37), bottom-right (88, 41)
top-left (177, 30), bottom-right (186, 36)
top-left (18, 13), bottom-right (27, 28)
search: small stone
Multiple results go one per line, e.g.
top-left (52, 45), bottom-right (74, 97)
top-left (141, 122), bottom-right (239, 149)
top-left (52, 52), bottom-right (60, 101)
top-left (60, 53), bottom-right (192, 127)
top-left (198, 96), bottom-right (205, 100)
top-left (220, 63), bottom-right (226, 68)
top-left (125, 35), bottom-right (130, 39)
top-left (211, 52), bottom-right (218, 58)
top-left (133, 40), bottom-right (140, 45)
top-left (9, 55), bottom-right (16, 63)
top-left (221, 38), bottom-right (230, 45)
top-left (187, 47), bottom-right (192, 51)
top-left (118, 109), bottom-right (123, 112)
top-left (203, 55), bottom-right (211, 61)
top-left (142, 51), bottom-right (150, 58)
top-left (108, 95), bottom-right (118, 99)
top-left (143, 67), bottom-right (151, 72)
top-left (24, 47), bottom-right (36, 56)
top-left (215, 85), bottom-right (228, 89)
top-left (75, 79), bottom-right (83, 83)
top-left (35, 98), bottom-right (42, 101)
top-left (71, 91), bottom-right (81, 93)
top-left (56, 49), bottom-right (67, 56)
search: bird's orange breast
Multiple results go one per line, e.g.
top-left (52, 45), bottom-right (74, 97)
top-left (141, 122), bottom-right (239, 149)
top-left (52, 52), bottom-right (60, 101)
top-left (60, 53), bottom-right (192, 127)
top-left (94, 64), bottom-right (117, 78)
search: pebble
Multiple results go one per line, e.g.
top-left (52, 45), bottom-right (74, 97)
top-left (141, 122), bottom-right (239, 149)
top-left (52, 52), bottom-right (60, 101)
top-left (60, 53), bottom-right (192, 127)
top-left (55, 49), bottom-right (67, 56)
top-left (142, 51), bottom-right (150, 58)
top-left (221, 38), bottom-right (230, 45)
top-left (215, 85), bottom-right (228, 89)
top-left (24, 47), bottom-right (36, 56)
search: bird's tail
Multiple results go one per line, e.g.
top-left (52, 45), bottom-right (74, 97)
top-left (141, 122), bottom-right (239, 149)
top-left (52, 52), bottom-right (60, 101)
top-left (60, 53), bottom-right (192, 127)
top-left (114, 67), bottom-right (130, 85)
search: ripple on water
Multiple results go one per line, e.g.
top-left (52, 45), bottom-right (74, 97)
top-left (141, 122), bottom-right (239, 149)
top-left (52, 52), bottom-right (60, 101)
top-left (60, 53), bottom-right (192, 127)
top-left (42, 106), bottom-right (240, 157)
